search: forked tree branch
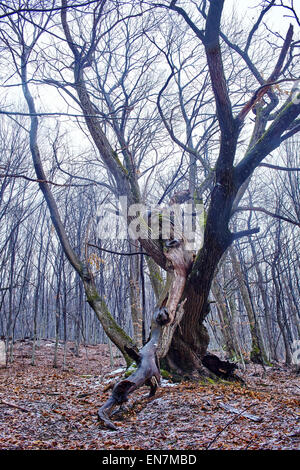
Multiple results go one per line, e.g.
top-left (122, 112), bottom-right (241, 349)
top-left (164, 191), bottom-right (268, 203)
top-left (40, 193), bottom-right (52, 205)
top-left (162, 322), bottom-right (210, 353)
top-left (237, 25), bottom-right (294, 124)
top-left (0, 172), bottom-right (93, 187)
top-left (235, 206), bottom-right (300, 227)
top-left (235, 92), bottom-right (300, 185)
top-left (61, 0), bottom-right (168, 271)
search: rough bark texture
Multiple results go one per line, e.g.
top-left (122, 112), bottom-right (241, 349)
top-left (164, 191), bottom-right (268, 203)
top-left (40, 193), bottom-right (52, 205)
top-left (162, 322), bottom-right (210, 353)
top-left (164, 227), bottom-right (233, 376)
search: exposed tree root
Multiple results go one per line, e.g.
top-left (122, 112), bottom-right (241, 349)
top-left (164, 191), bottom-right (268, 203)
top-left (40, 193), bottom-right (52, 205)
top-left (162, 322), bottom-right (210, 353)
top-left (202, 352), bottom-right (237, 379)
top-left (98, 326), bottom-right (161, 430)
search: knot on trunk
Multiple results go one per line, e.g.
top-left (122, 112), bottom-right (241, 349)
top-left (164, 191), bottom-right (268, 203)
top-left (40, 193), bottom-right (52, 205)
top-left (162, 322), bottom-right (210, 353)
top-left (154, 306), bottom-right (170, 325)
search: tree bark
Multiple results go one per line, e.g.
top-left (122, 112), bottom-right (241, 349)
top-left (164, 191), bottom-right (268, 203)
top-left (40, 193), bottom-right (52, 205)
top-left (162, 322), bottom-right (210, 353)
top-left (211, 279), bottom-right (237, 360)
top-left (129, 241), bottom-right (143, 348)
top-left (229, 248), bottom-right (268, 364)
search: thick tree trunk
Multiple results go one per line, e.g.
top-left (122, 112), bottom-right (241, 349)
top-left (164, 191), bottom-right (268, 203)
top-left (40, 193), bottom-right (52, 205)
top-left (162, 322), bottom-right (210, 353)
top-left (163, 240), bottom-right (233, 377)
top-left (98, 237), bottom-right (240, 430)
top-left (163, 287), bottom-right (210, 376)
top-left (160, 196), bottom-right (232, 372)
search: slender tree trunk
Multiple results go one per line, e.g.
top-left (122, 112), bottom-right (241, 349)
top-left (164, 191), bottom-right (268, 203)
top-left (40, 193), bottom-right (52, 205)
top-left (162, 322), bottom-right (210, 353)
top-left (211, 279), bottom-right (237, 360)
top-left (230, 248), bottom-right (268, 364)
top-left (272, 265), bottom-right (293, 364)
top-left (62, 264), bottom-right (68, 370)
top-left (31, 282), bottom-right (39, 366)
top-left (7, 230), bottom-right (18, 364)
top-left (53, 256), bottom-right (62, 368)
top-left (31, 214), bottom-right (45, 365)
top-left (74, 279), bottom-right (83, 357)
top-left (129, 241), bottom-right (143, 348)
top-left (249, 237), bottom-right (276, 361)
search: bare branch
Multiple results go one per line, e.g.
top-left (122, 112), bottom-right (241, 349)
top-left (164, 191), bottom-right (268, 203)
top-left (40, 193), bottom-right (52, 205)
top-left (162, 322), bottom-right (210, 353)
top-left (0, 172), bottom-right (93, 187)
top-left (20, 47), bottom-right (83, 274)
top-left (0, 0), bottom-right (101, 19)
top-left (235, 206), bottom-right (300, 227)
top-left (245, 0), bottom-right (276, 53)
top-left (88, 243), bottom-right (147, 256)
top-left (237, 25), bottom-right (294, 124)
top-left (231, 227), bottom-right (260, 241)
top-left (155, 1), bottom-right (205, 42)
top-left (235, 92), bottom-right (300, 184)
top-left (259, 162), bottom-right (300, 171)
top-left (281, 122), bottom-right (300, 142)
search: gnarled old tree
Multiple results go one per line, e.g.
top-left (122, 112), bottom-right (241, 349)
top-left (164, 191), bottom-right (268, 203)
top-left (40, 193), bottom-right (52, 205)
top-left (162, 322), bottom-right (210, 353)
top-left (0, 0), bottom-right (300, 430)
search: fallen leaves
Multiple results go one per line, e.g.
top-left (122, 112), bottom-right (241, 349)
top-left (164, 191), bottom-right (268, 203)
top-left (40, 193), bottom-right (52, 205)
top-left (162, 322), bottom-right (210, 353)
top-left (0, 340), bottom-right (299, 450)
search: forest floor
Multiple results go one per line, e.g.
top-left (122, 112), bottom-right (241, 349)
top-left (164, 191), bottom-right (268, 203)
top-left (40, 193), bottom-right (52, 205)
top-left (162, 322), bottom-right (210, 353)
top-left (0, 340), bottom-right (299, 451)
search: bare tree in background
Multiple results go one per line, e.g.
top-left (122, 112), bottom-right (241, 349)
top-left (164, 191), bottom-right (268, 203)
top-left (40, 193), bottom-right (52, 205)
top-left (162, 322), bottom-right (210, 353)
top-left (0, 0), bottom-right (299, 429)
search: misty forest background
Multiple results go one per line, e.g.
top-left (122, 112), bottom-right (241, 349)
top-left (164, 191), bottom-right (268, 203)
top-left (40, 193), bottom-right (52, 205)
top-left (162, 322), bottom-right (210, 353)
top-left (0, 0), bottom-right (299, 370)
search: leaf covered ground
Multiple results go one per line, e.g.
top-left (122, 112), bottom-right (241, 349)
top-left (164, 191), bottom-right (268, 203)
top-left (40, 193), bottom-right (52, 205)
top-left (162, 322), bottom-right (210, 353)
top-left (0, 340), bottom-right (299, 450)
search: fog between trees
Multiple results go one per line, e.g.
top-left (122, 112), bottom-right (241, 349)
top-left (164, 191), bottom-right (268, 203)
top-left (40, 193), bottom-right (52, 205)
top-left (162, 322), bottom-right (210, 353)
top-left (0, 0), bottom-right (299, 377)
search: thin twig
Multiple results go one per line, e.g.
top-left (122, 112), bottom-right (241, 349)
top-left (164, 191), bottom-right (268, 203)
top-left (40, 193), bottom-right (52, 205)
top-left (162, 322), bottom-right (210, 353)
top-left (205, 403), bottom-right (256, 449)
top-left (88, 243), bottom-right (147, 256)
top-left (0, 400), bottom-right (30, 412)
top-left (0, 173), bottom-right (93, 187)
